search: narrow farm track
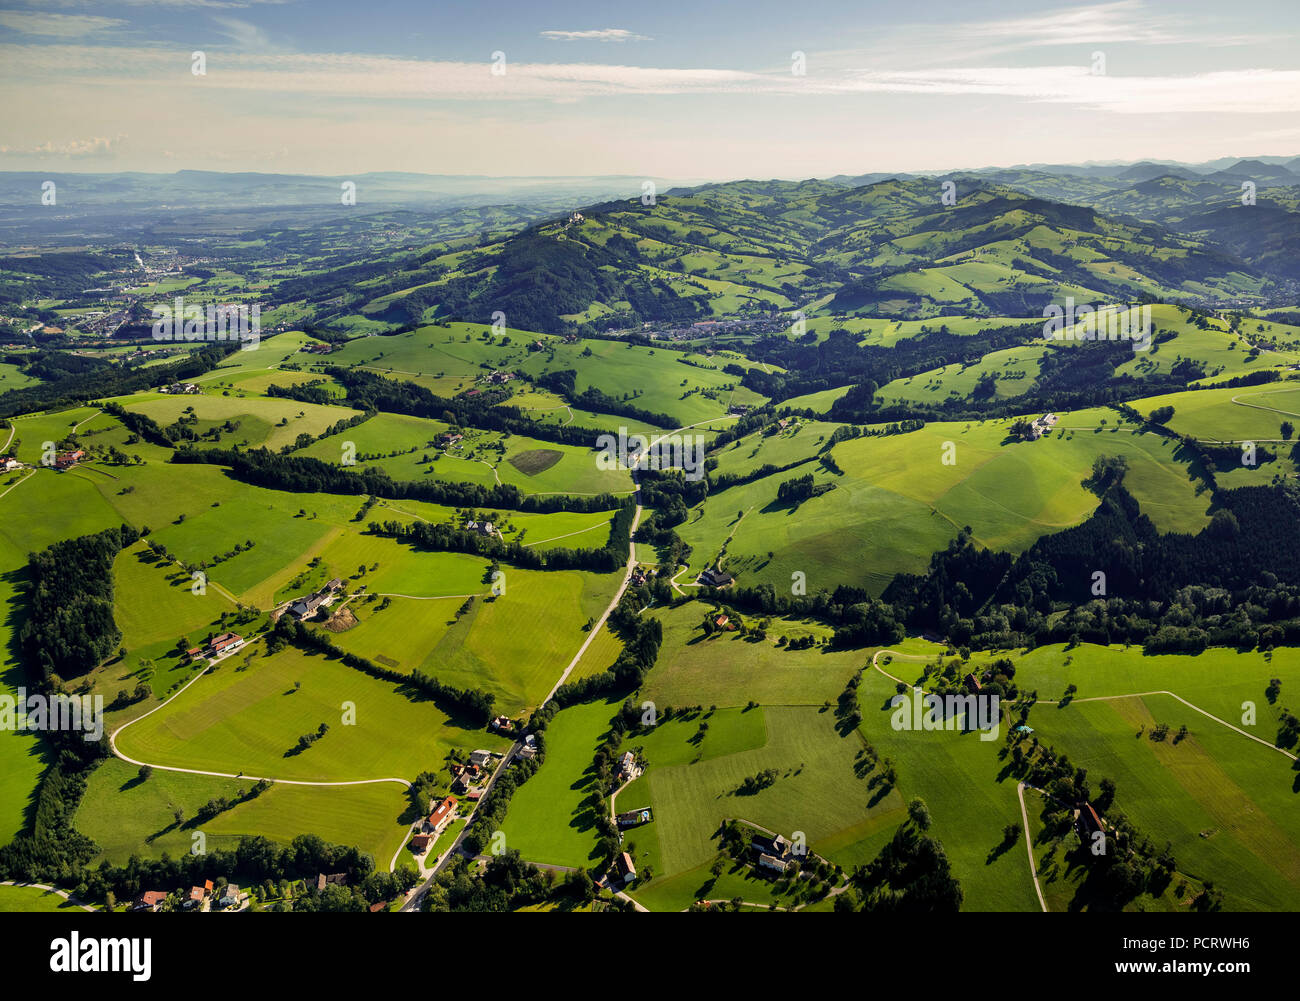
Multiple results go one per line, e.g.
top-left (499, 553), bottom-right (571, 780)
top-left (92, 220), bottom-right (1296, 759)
top-left (103, 413), bottom-right (737, 898)
top-left (0, 468), bottom-right (35, 501)
top-left (1016, 782), bottom-right (1049, 912)
top-left (870, 646), bottom-right (1299, 909)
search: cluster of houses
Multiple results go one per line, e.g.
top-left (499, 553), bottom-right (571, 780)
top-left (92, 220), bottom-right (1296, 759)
top-left (1025, 412), bottom-right (1059, 440)
top-left (186, 632), bottom-right (245, 664)
top-left (129, 880), bottom-right (243, 912)
top-left (450, 748), bottom-right (501, 797)
top-left (302, 343), bottom-right (335, 355)
top-left (159, 382), bottom-right (200, 395)
top-left (486, 370), bottom-right (513, 385)
top-left (287, 578), bottom-right (344, 621)
top-left (464, 520), bottom-right (497, 538)
top-left (53, 449), bottom-right (85, 470)
top-left (517, 733), bottom-right (539, 761)
top-left (437, 432), bottom-right (463, 449)
top-left (697, 567), bottom-right (735, 589)
top-left (0, 455), bottom-right (21, 472)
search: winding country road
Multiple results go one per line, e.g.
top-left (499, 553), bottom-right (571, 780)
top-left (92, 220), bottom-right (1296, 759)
top-left (99, 414), bottom-right (735, 901)
top-left (401, 416), bottom-right (736, 910)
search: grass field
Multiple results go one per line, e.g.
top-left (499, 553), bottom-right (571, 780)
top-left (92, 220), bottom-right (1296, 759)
top-left (1025, 694), bottom-right (1300, 911)
top-left (1135, 382), bottom-right (1300, 444)
top-left (674, 414), bottom-right (1211, 595)
top-left (623, 706), bottom-right (904, 911)
top-left (114, 391), bottom-right (362, 453)
top-left (76, 756), bottom-right (412, 865)
top-left (327, 555), bottom-right (617, 714)
top-left (298, 411), bottom-right (633, 496)
top-left (641, 603), bottom-right (865, 709)
top-left (876, 640), bottom-right (1300, 910)
top-left (498, 698), bottom-right (622, 868)
top-left (0, 884), bottom-right (89, 912)
top-left (853, 662), bottom-right (1042, 910)
top-left (114, 642), bottom-right (509, 782)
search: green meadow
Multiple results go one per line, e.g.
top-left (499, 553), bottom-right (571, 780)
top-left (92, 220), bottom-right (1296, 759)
top-left (1136, 383), bottom-right (1300, 443)
top-left (76, 757), bottom-right (410, 866)
top-left (674, 415), bottom-right (1210, 596)
top-left (641, 603), bottom-right (864, 709)
top-left (115, 391), bottom-right (362, 453)
top-left (0, 884), bottom-right (87, 912)
top-left (498, 698), bottom-right (622, 868)
top-left (853, 664), bottom-right (1043, 911)
top-left (114, 642), bottom-right (508, 782)
top-left (327, 559), bottom-right (617, 713)
top-left (623, 706), bottom-right (901, 911)
top-left (1025, 693), bottom-right (1300, 911)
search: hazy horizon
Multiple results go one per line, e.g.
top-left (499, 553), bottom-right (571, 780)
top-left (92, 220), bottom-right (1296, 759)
top-left (3, 0), bottom-right (1298, 177)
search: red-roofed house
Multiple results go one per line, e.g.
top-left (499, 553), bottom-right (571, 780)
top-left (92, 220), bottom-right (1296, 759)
top-left (133, 890), bottom-right (167, 911)
top-left (425, 796), bottom-right (458, 836)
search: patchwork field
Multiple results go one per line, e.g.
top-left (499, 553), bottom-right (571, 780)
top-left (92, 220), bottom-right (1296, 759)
top-left (674, 415), bottom-right (1211, 595)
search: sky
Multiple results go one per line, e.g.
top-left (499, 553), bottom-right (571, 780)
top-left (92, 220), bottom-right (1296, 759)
top-left (1, 0), bottom-right (1298, 180)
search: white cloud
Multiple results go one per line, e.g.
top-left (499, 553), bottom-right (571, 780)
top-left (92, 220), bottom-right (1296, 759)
top-left (209, 14), bottom-right (273, 51)
top-left (0, 10), bottom-right (125, 36)
top-left (966, 0), bottom-right (1270, 48)
top-left (3, 43), bottom-right (1296, 117)
top-left (0, 133), bottom-right (124, 156)
top-left (540, 29), bottom-right (651, 43)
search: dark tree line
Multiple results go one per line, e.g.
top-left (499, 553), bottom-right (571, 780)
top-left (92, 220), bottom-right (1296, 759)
top-left (21, 525), bottom-right (137, 681)
top-left (365, 500), bottom-right (633, 574)
top-left (171, 445), bottom-right (622, 514)
top-left (273, 617), bottom-right (496, 724)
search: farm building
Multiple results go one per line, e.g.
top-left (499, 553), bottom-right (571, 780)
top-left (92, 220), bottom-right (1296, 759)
top-left (616, 807), bottom-right (653, 828)
top-left (426, 796), bottom-right (458, 835)
top-left (205, 632), bottom-right (245, 658)
top-left (1077, 803), bottom-right (1105, 842)
top-left (53, 449), bottom-right (85, 470)
top-left (316, 873), bottom-right (348, 891)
